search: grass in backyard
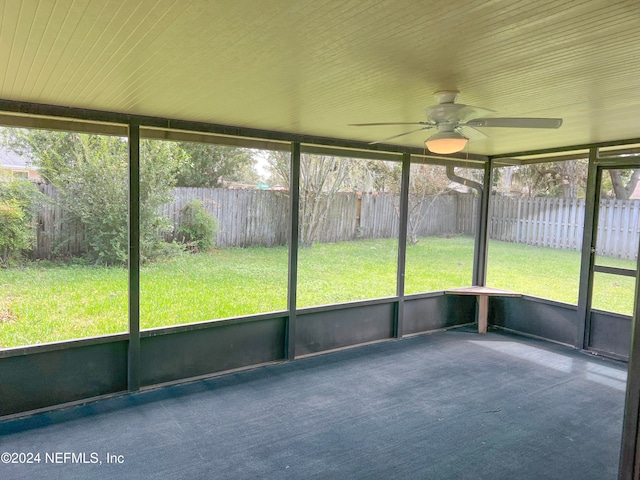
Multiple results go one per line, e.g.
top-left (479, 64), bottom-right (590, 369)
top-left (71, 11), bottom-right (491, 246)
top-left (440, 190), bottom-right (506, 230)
top-left (591, 272), bottom-right (636, 315)
top-left (487, 241), bottom-right (582, 304)
top-left (0, 264), bottom-right (128, 348)
top-left (0, 237), bottom-right (636, 348)
top-left (140, 246), bottom-right (289, 329)
top-left (405, 236), bottom-right (474, 294)
top-left (297, 239), bottom-right (399, 307)
top-left (487, 240), bottom-right (636, 315)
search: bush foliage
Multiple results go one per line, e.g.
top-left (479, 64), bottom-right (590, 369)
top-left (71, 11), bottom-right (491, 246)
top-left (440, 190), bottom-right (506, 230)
top-left (177, 200), bottom-right (219, 252)
top-left (0, 179), bottom-right (43, 264)
top-left (3, 131), bottom-right (185, 265)
top-left (2, 128), bottom-right (258, 265)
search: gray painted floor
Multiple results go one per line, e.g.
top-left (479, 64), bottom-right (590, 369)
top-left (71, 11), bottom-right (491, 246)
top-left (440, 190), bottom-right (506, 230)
top-left (0, 329), bottom-right (627, 479)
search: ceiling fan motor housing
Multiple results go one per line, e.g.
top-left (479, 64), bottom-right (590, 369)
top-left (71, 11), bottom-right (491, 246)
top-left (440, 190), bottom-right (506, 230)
top-left (434, 90), bottom-right (460, 104)
top-left (427, 103), bottom-right (465, 124)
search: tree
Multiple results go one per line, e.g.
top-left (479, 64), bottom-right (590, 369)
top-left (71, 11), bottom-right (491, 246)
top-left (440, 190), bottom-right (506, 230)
top-left (2, 128), bottom-right (183, 264)
top-left (175, 143), bottom-right (257, 187)
top-left (4, 128), bottom-right (81, 183)
top-left (266, 152), bottom-right (472, 246)
top-left (505, 160), bottom-right (588, 198)
top-left (267, 152), bottom-right (387, 245)
top-left (298, 155), bottom-right (357, 246)
top-left (359, 161), bottom-right (467, 245)
top-left (362, 160), bottom-right (402, 193)
top-left (139, 140), bottom-right (188, 262)
top-left (405, 164), bottom-right (454, 245)
top-left (267, 152), bottom-right (353, 245)
top-left (265, 150), bottom-right (290, 189)
top-left (607, 169), bottom-right (640, 199)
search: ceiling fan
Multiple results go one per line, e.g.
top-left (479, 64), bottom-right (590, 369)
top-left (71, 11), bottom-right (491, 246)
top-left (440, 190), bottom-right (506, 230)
top-left (350, 90), bottom-right (563, 154)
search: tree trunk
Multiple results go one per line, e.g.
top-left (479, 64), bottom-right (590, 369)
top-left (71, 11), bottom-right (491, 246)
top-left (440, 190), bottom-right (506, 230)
top-left (610, 169), bottom-right (640, 199)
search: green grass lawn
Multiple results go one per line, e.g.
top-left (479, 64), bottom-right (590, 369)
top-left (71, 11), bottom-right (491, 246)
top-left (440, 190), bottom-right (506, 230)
top-left (405, 236), bottom-right (474, 294)
top-left (0, 265), bottom-right (128, 348)
top-left (0, 237), bottom-right (636, 348)
top-left (487, 241), bottom-right (582, 304)
top-left (297, 239), bottom-right (398, 306)
top-left (487, 241), bottom-right (636, 315)
top-left (141, 246), bottom-right (289, 329)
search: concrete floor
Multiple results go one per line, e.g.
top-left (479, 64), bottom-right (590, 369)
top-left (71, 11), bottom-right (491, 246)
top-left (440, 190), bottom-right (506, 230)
top-left (0, 329), bottom-right (627, 479)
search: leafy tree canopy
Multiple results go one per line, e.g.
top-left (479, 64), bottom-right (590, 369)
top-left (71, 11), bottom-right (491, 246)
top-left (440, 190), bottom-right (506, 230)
top-left (496, 160), bottom-right (588, 198)
top-left (1, 128), bottom-right (262, 264)
top-left (2, 129), bottom-right (184, 264)
top-left (176, 143), bottom-right (257, 188)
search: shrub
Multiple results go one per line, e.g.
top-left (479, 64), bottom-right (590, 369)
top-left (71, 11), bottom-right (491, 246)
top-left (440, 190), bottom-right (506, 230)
top-left (0, 179), bottom-right (42, 264)
top-left (177, 200), bottom-right (218, 252)
top-left (0, 201), bottom-right (33, 263)
top-left (3, 131), bottom-right (185, 265)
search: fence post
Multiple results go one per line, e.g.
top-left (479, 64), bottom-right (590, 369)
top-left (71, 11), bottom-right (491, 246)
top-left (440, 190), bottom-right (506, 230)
top-left (515, 197), bottom-right (522, 243)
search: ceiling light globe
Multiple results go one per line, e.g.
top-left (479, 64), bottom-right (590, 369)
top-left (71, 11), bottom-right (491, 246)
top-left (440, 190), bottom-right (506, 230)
top-left (425, 132), bottom-right (468, 154)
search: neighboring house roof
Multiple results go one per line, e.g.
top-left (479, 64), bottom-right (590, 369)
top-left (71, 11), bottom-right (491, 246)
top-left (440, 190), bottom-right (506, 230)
top-left (0, 147), bottom-right (32, 169)
top-left (0, 147), bottom-right (41, 180)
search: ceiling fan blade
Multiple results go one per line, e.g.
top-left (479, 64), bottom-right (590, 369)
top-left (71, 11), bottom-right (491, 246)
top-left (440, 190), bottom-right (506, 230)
top-left (465, 117), bottom-right (563, 129)
top-left (457, 125), bottom-right (488, 140)
top-left (369, 126), bottom-right (434, 145)
top-left (428, 104), bottom-right (495, 123)
top-left (451, 105), bottom-right (496, 123)
top-left (350, 122), bottom-right (431, 126)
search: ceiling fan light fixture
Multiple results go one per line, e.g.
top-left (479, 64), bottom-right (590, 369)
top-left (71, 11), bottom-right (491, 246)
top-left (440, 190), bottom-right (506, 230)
top-left (425, 131), bottom-right (468, 154)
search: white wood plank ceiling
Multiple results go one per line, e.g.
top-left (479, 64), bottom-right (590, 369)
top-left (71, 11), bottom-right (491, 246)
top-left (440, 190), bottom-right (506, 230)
top-left (0, 0), bottom-right (639, 156)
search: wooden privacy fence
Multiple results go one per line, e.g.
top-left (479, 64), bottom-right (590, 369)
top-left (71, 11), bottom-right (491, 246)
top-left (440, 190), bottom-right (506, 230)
top-left (488, 196), bottom-right (640, 260)
top-left (160, 188), bottom-right (290, 248)
top-left (596, 199), bottom-right (640, 260)
top-left (31, 186), bottom-right (472, 258)
top-left (456, 194), bottom-right (478, 236)
top-left (489, 196), bottom-right (585, 252)
top-left (162, 189), bottom-right (468, 246)
top-left (32, 185), bottom-right (640, 260)
top-left (34, 184), bottom-right (86, 259)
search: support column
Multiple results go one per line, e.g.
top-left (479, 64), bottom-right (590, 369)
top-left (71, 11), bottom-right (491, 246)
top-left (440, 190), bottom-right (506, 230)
top-left (395, 153), bottom-right (411, 338)
top-left (618, 235), bottom-right (640, 480)
top-left (477, 295), bottom-right (489, 334)
top-left (576, 148), bottom-right (599, 350)
top-left (127, 122), bottom-right (141, 391)
top-left (286, 142), bottom-right (301, 359)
